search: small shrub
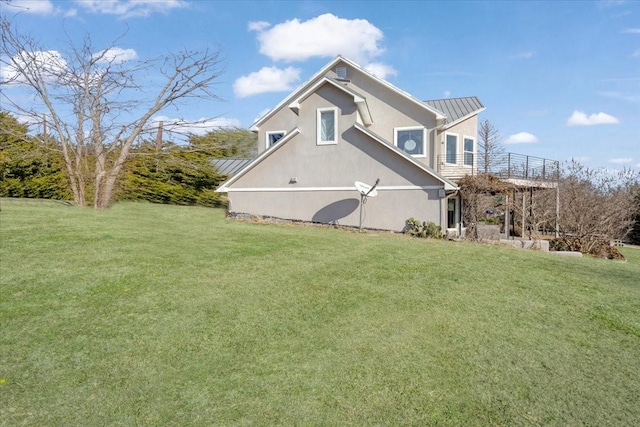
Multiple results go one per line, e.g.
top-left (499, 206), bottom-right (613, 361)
top-left (550, 236), bottom-right (625, 260)
top-left (405, 218), bottom-right (442, 239)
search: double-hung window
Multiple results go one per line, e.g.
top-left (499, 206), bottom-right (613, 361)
top-left (266, 131), bottom-right (285, 148)
top-left (463, 137), bottom-right (474, 167)
top-left (317, 108), bottom-right (338, 145)
top-left (445, 134), bottom-right (458, 164)
top-left (395, 127), bottom-right (426, 157)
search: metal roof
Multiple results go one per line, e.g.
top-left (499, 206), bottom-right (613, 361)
top-left (211, 158), bottom-right (253, 176)
top-left (424, 96), bottom-right (484, 123)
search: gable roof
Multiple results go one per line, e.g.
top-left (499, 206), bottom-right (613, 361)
top-left (250, 55), bottom-right (446, 131)
top-left (424, 97), bottom-right (485, 129)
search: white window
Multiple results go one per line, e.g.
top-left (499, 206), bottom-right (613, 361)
top-left (463, 137), bottom-right (475, 167)
top-left (395, 127), bottom-right (426, 157)
top-left (317, 108), bottom-right (338, 145)
top-left (445, 134), bottom-right (458, 164)
top-left (266, 131), bottom-right (286, 148)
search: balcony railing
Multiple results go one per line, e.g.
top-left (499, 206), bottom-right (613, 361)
top-left (437, 152), bottom-right (560, 182)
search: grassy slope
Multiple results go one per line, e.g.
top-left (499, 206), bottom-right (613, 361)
top-left (0, 199), bottom-right (638, 426)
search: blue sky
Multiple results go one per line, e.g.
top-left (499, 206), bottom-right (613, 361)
top-left (2, 0), bottom-right (639, 171)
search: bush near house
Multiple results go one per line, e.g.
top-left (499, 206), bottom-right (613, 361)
top-left (404, 217), bottom-right (442, 238)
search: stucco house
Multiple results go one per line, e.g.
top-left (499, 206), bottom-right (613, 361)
top-left (216, 55), bottom-right (486, 233)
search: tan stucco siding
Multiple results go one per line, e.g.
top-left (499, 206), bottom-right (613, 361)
top-left (256, 105), bottom-right (299, 154)
top-left (230, 123), bottom-right (443, 190)
top-left (228, 188), bottom-right (441, 232)
top-left (342, 64), bottom-right (438, 133)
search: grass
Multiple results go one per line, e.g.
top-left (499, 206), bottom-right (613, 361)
top-left (1, 198), bottom-right (639, 426)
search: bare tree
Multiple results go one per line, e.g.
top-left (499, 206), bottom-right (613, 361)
top-left (0, 16), bottom-right (224, 208)
top-left (477, 119), bottom-right (504, 174)
top-left (557, 160), bottom-right (638, 253)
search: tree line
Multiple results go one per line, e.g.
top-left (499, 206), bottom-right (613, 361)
top-left (0, 111), bottom-right (255, 207)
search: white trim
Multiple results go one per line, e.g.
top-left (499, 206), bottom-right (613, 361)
top-left (394, 126), bottom-right (426, 158)
top-left (317, 107), bottom-right (338, 145)
top-left (444, 133), bottom-right (458, 165)
top-left (462, 135), bottom-right (475, 168)
top-left (224, 185), bottom-right (446, 193)
top-left (266, 130), bottom-right (286, 149)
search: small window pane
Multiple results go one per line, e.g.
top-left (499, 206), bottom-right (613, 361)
top-left (464, 138), bottom-right (474, 166)
top-left (268, 132), bottom-right (284, 147)
top-left (397, 129), bottom-right (424, 156)
top-left (320, 111), bottom-right (335, 142)
top-left (446, 134), bottom-right (457, 163)
top-left (317, 108), bottom-right (338, 145)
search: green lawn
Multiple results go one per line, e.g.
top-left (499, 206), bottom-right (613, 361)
top-left (1, 198), bottom-right (639, 426)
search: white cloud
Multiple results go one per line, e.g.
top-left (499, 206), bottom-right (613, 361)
top-left (253, 13), bottom-right (385, 63)
top-left (622, 28), bottom-right (640, 33)
top-left (609, 157), bottom-right (633, 164)
top-left (364, 62), bottom-right (397, 79)
top-left (151, 116), bottom-right (241, 136)
top-left (6, 0), bottom-right (55, 14)
top-left (505, 132), bottom-right (538, 144)
top-left (74, 0), bottom-right (188, 18)
top-left (93, 47), bottom-right (138, 64)
top-left (632, 49), bottom-right (640, 58)
top-left (1, 50), bottom-right (68, 84)
top-left (248, 21), bottom-right (271, 32)
top-left (566, 110), bottom-right (620, 126)
top-left (443, 90), bottom-right (451, 98)
top-left (233, 66), bottom-right (301, 98)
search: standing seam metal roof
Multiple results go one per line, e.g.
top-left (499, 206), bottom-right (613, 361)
top-left (211, 158), bottom-right (253, 176)
top-left (424, 96), bottom-right (484, 123)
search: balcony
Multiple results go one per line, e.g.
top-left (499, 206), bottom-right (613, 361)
top-left (437, 152), bottom-right (560, 186)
